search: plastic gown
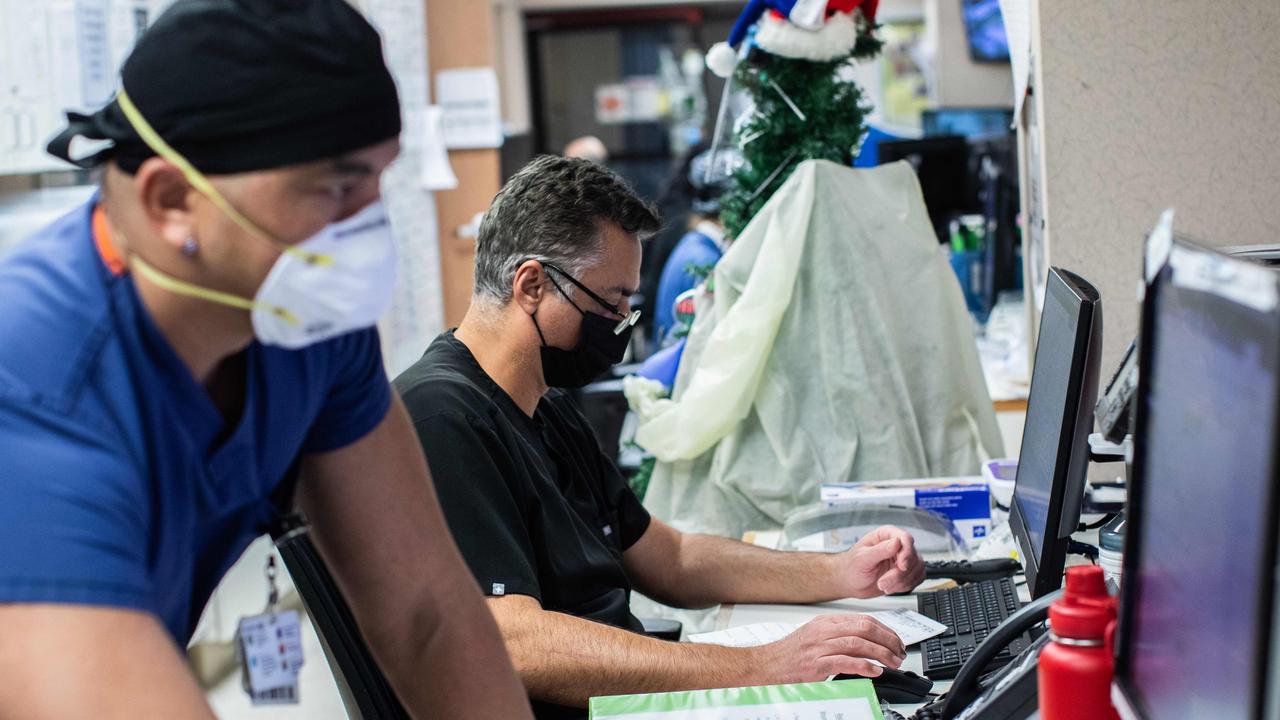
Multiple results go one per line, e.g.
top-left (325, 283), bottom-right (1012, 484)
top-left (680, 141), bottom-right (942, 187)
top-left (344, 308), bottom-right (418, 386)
top-left (628, 160), bottom-right (1004, 538)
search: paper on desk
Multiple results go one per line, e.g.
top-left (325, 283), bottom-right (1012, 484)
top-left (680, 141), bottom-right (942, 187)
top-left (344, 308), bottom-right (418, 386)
top-left (689, 622), bottom-right (796, 648)
top-left (689, 609), bottom-right (947, 649)
top-left (872, 608), bottom-right (948, 646)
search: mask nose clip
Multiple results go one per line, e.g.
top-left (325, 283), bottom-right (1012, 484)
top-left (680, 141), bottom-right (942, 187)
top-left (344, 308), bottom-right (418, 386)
top-left (613, 309), bottom-right (641, 336)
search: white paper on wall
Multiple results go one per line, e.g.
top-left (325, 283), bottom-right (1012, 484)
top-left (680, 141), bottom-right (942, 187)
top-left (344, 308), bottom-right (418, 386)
top-left (999, 0), bottom-right (1032, 124)
top-left (420, 105), bottom-right (458, 191)
top-left (436, 67), bottom-right (504, 150)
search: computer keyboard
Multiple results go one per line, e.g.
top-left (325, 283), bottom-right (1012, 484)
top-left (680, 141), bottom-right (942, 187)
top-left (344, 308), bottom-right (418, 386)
top-left (916, 575), bottom-right (1029, 680)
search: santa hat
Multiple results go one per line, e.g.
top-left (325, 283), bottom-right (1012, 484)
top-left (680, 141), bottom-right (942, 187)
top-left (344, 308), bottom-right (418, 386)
top-left (706, 0), bottom-right (879, 77)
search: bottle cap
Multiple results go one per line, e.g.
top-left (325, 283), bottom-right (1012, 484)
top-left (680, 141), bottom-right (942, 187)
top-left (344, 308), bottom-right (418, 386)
top-left (1064, 565), bottom-right (1109, 601)
top-left (1050, 566), bottom-right (1116, 640)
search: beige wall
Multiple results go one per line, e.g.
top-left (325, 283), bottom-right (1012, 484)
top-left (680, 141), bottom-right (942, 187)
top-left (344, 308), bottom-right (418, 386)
top-left (494, 0), bottom-right (533, 135)
top-left (926, 0), bottom-right (1014, 107)
top-left (428, 0), bottom-right (504, 327)
top-left (1030, 0), bottom-right (1280, 376)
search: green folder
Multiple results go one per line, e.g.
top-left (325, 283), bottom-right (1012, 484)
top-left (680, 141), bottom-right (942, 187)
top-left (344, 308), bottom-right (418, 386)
top-left (589, 679), bottom-right (885, 719)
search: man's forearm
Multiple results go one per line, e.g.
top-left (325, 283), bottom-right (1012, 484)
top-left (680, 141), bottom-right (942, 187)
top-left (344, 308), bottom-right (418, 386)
top-left (496, 601), bottom-right (764, 708)
top-left (299, 400), bottom-right (532, 719)
top-left (669, 533), bottom-right (847, 607)
top-left (369, 589), bottom-right (531, 718)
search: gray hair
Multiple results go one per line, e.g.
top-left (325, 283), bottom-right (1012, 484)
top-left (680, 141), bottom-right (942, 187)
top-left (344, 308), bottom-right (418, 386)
top-left (472, 155), bottom-right (660, 304)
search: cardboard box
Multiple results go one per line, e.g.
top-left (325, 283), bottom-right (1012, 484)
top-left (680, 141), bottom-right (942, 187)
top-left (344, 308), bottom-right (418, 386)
top-left (820, 478), bottom-right (992, 550)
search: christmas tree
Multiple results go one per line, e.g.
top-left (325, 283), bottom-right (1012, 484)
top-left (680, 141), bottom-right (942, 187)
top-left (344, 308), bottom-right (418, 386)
top-left (628, 2), bottom-right (885, 500)
top-left (707, 1), bottom-right (884, 238)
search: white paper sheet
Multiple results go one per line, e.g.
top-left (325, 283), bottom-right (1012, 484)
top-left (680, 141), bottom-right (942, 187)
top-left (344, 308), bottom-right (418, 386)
top-left (6, 3), bottom-right (51, 100)
top-left (689, 622), bottom-right (797, 648)
top-left (75, 0), bottom-right (113, 107)
top-left (108, 0), bottom-right (149, 76)
top-left (1169, 242), bottom-right (1279, 313)
top-left (999, 0), bottom-right (1032, 124)
top-left (1144, 209), bottom-right (1175, 283)
top-left (871, 608), bottom-right (949, 647)
top-left (689, 609), bottom-right (947, 649)
top-left (420, 105), bottom-right (457, 190)
top-left (436, 67), bottom-right (503, 149)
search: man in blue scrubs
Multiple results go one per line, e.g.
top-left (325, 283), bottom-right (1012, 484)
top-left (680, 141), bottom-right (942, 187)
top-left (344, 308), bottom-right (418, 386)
top-left (0, 1), bottom-right (530, 717)
top-left (652, 149), bottom-right (732, 345)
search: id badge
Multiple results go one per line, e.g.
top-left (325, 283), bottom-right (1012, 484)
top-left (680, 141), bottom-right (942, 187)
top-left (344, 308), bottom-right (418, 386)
top-left (236, 609), bottom-right (304, 705)
top-left (235, 555), bottom-right (304, 705)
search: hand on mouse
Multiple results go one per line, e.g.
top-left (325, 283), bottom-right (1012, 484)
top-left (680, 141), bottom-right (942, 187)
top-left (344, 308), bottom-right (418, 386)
top-left (751, 614), bottom-right (907, 684)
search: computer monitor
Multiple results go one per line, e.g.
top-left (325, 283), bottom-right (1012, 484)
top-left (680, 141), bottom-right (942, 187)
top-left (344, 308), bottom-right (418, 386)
top-left (879, 136), bottom-right (974, 244)
top-left (1113, 239), bottom-right (1280, 720)
top-left (922, 108), bottom-right (1013, 139)
top-left (1008, 267), bottom-right (1103, 599)
top-left (961, 0), bottom-right (1010, 62)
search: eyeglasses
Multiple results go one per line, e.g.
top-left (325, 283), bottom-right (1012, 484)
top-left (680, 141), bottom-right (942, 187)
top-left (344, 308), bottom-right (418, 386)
top-left (540, 261), bottom-right (641, 336)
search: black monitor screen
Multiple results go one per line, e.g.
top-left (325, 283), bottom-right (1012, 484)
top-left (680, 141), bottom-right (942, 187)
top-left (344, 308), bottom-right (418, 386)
top-left (878, 136), bottom-right (973, 243)
top-left (1011, 270), bottom-right (1095, 573)
top-left (1122, 250), bottom-right (1280, 718)
top-left (961, 0), bottom-right (1010, 62)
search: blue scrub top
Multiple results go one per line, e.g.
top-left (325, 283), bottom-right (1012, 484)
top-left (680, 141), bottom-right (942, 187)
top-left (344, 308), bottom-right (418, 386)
top-left (0, 199), bottom-right (391, 643)
top-left (653, 228), bottom-right (724, 345)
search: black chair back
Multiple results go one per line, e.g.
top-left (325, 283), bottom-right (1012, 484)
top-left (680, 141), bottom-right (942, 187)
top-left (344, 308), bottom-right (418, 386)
top-left (271, 518), bottom-right (411, 720)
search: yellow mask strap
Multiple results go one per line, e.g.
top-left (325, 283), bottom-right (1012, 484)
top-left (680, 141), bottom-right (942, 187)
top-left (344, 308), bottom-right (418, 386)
top-left (130, 254), bottom-right (300, 327)
top-left (115, 89), bottom-right (332, 267)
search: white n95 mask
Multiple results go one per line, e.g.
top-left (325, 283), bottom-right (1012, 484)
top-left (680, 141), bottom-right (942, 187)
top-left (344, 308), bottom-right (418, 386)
top-left (129, 201), bottom-right (398, 349)
top-left (250, 201), bottom-right (397, 349)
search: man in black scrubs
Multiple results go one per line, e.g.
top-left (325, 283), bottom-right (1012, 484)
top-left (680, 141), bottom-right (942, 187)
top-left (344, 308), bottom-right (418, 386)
top-left (395, 156), bottom-right (927, 718)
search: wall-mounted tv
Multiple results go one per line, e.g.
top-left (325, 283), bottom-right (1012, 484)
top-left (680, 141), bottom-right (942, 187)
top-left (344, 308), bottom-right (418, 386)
top-left (962, 0), bottom-right (1010, 63)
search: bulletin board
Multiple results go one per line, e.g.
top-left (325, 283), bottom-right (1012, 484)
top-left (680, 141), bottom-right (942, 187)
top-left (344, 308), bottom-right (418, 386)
top-left (0, 0), bottom-right (166, 175)
top-left (0, 0), bottom-right (445, 374)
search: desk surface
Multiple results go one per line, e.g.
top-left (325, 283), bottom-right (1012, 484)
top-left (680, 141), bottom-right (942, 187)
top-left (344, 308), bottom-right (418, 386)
top-left (718, 530), bottom-right (1066, 717)
top-left (718, 594), bottom-right (953, 715)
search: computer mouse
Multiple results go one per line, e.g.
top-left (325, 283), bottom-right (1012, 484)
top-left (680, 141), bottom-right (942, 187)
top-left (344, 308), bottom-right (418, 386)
top-left (835, 667), bottom-right (935, 705)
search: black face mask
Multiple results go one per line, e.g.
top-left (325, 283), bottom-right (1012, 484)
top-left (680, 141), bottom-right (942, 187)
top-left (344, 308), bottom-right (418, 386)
top-left (532, 263), bottom-right (640, 388)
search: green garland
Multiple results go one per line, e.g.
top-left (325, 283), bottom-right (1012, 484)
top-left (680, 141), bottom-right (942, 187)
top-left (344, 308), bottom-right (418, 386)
top-left (629, 454), bottom-right (656, 501)
top-left (720, 30), bottom-right (883, 239)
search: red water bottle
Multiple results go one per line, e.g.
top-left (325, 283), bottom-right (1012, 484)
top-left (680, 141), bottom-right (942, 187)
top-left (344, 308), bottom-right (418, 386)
top-left (1038, 566), bottom-right (1120, 720)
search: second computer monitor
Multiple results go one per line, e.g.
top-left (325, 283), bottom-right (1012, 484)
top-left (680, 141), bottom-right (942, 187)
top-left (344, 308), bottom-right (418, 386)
top-left (1009, 267), bottom-right (1103, 599)
top-left (1113, 239), bottom-right (1280, 720)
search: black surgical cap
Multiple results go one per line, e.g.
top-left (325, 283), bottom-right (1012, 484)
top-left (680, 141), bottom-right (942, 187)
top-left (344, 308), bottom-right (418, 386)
top-left (48, 0), bottom-right (401, 174)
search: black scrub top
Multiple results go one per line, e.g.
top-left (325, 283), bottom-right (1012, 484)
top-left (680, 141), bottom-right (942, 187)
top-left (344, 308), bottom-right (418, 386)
top-left (394, 331), bottom-right (653, 720)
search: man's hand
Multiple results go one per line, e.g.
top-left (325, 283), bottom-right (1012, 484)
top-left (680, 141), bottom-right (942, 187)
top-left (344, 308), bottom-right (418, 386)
top-left (625, 519), bottom-right (926, 608)
top-left (837, 526), bottom-right (926, 598)
top-left (753, 614), bottom-right (907, 682)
